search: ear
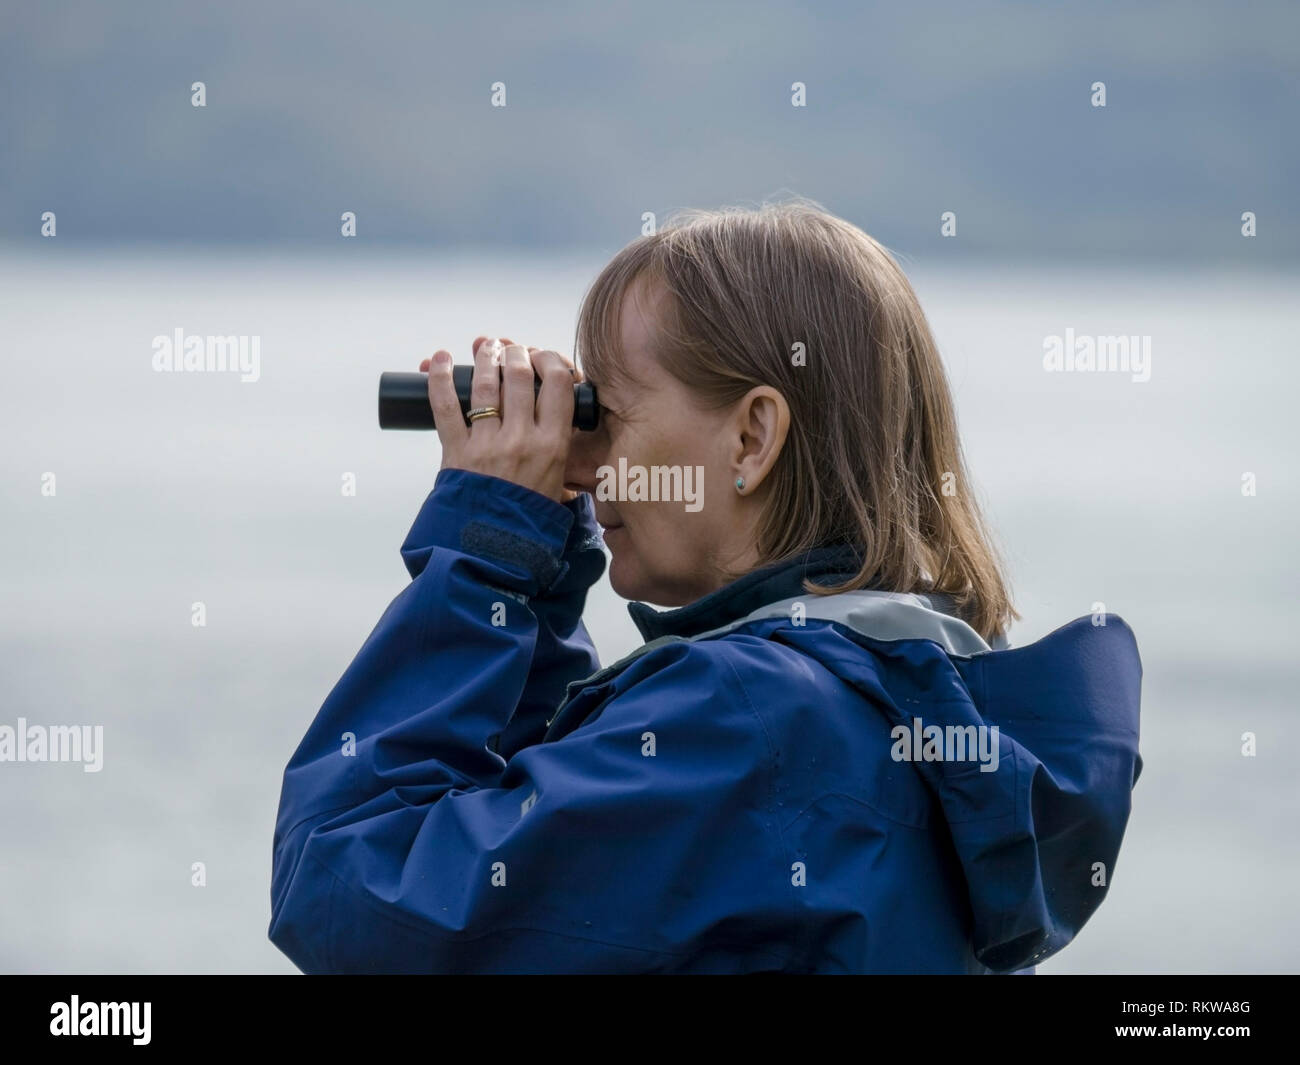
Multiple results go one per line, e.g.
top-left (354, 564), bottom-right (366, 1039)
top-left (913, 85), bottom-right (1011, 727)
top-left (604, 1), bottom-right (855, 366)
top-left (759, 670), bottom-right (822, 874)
top-left (729, 386), bottom-right (790, 495)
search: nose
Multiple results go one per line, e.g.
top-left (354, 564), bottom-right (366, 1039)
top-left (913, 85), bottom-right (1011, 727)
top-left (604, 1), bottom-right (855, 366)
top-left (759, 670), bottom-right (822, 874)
top-left (563, 425), bottom-right (605, 496)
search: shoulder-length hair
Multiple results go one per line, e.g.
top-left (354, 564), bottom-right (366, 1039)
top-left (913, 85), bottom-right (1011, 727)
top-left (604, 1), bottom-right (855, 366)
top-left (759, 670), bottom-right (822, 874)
top-left (575, 198), bottom-right (1016, 642)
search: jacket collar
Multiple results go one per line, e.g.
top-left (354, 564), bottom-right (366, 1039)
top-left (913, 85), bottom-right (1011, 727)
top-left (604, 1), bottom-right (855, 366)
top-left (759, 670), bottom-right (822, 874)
top-left (626, 543), bottom-right (868, 642)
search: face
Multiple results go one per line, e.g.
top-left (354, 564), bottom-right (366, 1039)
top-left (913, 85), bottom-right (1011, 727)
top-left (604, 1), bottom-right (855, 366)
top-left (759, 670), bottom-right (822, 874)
top-left (564, 280), bottom-right (751, 606)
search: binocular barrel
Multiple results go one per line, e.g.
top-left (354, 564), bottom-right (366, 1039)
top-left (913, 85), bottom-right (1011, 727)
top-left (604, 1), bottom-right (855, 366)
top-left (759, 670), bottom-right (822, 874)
top-left (378, 367), bottom-right (599, 430)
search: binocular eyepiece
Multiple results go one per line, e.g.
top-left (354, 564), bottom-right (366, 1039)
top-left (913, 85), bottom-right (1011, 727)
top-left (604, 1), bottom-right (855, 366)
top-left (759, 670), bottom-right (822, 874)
top-left (378, 366), bottom-right (599, 431)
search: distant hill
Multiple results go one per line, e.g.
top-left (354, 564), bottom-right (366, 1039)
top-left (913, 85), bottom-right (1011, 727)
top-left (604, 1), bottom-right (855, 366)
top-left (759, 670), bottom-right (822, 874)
top-left (2, 0), bottom-right (1296, 259)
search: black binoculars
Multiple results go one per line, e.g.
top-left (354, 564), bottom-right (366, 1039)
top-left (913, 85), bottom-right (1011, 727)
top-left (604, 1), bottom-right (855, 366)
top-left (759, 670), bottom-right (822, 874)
top-left (378, 366), bottom-right (599, 430)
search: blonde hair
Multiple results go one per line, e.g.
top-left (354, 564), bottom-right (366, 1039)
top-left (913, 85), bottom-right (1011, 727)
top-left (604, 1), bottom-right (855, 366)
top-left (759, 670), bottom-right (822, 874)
top-left (575, 198), bottom-right (1016, 642)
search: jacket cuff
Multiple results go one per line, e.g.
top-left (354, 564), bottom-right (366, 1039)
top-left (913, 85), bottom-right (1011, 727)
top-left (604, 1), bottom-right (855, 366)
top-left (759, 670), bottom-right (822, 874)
top-left (400, 469), bottom-right (576, 595)
top-left (549, 491), bottom-right (608, 598)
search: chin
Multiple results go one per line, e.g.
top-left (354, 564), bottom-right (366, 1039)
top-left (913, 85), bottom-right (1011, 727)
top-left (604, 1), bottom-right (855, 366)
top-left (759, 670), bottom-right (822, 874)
top-left (607, 555), bottom-right (663, 605)
top-left (606, 556), bottom-right (645, 602)
top-left (609, 558), bottom-right (693, 608)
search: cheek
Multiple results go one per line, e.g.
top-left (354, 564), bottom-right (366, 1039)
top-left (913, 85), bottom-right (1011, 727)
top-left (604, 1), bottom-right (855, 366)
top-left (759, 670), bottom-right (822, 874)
top-left (625, 417), bottom-right (710, 474)
top-left (579, 424), bottom-right (614, 468)
top-left (617, 420), bottom-right (721, 524)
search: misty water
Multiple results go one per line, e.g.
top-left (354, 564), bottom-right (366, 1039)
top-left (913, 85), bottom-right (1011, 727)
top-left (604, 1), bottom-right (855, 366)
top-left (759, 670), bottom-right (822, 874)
top-left (2, 250), bottom-right (1296, 972)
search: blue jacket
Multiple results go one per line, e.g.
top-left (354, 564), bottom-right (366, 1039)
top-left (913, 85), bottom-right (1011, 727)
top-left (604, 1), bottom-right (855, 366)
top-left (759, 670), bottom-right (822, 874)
top-left (269, 468), bottom-right (1143, 974)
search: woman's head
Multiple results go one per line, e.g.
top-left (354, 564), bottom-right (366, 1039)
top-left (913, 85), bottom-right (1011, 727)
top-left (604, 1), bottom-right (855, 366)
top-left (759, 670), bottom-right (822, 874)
top-left (564, 198), bottom-right (1015, 641)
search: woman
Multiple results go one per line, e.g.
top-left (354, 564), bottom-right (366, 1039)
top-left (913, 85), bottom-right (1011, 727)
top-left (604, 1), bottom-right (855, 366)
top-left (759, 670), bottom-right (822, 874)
top-left (269, 201), bottom-right (1143, 974)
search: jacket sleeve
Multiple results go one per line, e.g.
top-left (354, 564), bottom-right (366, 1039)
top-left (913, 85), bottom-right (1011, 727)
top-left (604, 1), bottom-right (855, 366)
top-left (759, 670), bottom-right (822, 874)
top-left (268, 469), bottom-right (594, 958)
top-left (435, 477), bottom-right (608, 762)
top-left (268, 470), bottom-right (793, 971)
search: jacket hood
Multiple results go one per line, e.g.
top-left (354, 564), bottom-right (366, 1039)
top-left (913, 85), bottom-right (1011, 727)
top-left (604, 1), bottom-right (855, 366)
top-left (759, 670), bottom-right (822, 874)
top-left (675, 589), bottom-right (1144, 972)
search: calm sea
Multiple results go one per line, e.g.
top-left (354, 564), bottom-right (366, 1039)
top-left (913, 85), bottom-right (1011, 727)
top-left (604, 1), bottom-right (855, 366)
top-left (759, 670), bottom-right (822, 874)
top-left (2, 249), bottom-right (1297, 972)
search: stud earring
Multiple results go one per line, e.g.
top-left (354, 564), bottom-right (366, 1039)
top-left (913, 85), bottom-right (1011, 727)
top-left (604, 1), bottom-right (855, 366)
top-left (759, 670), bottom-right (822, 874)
top-left (735, 477), bottom-right (746, 492)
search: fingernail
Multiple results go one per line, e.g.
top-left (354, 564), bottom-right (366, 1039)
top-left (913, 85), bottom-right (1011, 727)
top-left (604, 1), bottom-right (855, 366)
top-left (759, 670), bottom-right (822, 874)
top-left (433, 351), bottom-right (450, 365)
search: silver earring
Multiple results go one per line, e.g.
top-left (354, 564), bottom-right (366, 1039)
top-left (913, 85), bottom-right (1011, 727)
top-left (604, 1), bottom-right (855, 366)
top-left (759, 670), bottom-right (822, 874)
top-left (735, 477), bottom-right (746, 492)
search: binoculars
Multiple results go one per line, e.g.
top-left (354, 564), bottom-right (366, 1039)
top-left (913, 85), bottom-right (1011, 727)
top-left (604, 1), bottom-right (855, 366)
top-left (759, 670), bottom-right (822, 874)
top-left (378, 366), bottom-right (600, 431)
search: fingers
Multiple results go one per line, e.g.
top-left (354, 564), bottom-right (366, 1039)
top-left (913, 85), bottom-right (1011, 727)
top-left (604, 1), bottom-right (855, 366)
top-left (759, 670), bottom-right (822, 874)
top-left (543, 347), bottom-right (583, 383)
top-left (532, 348), bottom-right (575, 434)
top-left (526, 345), bottom-right (582, 382)
top-left (500, 343), bottom-right (536, 432)
top-left (473, 335), bottom-right (516, 355)
top-left (426, 350), bottom-right (467, 450)
top-left (469, 338), bottom-right (575, 379)
top-left (470, 338), bottom-right (503, 436)
top-left (438, 336), bottom-right (573, 439)
top-left (436, 339), bottom-right (513, 370)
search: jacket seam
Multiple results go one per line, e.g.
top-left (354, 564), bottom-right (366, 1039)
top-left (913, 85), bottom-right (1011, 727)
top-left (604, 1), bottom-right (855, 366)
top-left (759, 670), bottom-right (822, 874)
top-left (779, 789), bottom-right (934, 833)
top-left (279, 803), bottom-right (363, 851)
top-left (715, 649), bottom-right (803, 971)
top-left (307, 850), bottom-right (796, 971)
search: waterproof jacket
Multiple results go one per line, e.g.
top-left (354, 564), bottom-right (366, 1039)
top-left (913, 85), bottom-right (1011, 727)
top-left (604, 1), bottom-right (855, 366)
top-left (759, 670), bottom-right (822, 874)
top-left (269, 468), bottom-right (1143, 974)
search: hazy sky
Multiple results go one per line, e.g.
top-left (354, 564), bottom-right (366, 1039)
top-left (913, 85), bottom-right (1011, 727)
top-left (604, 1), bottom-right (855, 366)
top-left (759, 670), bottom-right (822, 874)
top-left (2, 1), bottom-right (1296, 259)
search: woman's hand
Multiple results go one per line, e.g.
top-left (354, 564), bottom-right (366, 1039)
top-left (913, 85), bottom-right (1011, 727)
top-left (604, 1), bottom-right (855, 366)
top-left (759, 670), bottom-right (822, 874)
top-left (419, 336), bottom-right (582, 504)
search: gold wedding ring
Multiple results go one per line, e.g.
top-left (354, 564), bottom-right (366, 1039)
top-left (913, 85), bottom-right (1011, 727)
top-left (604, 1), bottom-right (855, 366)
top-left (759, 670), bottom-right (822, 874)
top-left (466, 406), bottom-right (501, 423)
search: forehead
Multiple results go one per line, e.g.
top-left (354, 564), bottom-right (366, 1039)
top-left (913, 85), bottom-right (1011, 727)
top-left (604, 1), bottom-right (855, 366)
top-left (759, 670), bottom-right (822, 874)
top-left (605, 276), bottom-right (667, 395)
